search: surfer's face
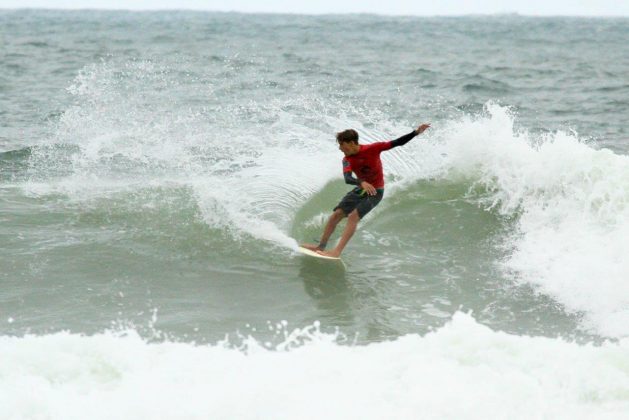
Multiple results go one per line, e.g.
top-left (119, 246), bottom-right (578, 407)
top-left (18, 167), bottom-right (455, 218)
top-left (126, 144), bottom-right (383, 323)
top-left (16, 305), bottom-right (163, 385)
top-left (339, 142), bottom-right (359, 156)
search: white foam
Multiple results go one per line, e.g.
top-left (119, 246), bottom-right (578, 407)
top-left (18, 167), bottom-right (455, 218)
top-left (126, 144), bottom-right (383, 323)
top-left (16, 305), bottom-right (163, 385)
top-left (1, 313), bottom-right (628, 420)
top-left (405, 103), bottom-right (629, 338)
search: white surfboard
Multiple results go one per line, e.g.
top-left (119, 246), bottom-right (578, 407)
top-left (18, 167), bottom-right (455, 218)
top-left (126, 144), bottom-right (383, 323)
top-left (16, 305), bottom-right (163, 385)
top-left (297, 246), bottom-right (342, 261)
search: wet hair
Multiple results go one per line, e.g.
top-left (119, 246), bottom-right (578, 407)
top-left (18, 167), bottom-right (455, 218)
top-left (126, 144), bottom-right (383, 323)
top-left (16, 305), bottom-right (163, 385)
top-left (336, 129), bottom-right (359, 144)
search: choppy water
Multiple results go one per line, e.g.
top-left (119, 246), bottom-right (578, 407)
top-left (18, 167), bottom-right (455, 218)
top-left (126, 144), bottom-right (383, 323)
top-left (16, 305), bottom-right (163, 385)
top-left (2, 10), bottom-right (629, 418)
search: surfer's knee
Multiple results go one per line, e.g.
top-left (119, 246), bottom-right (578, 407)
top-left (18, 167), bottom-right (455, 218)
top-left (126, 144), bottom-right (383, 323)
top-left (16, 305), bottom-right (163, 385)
top-left (333, 208), bottom-right (346, 219)
top-left (348, 210), bottom-right (360, 223)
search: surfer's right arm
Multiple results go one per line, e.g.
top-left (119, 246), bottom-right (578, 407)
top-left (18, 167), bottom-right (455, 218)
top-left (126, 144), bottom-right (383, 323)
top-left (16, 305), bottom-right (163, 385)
top-left (342, 158), bottom-right (377, 195)
top-left (342, 157), bottom-right (360, 186)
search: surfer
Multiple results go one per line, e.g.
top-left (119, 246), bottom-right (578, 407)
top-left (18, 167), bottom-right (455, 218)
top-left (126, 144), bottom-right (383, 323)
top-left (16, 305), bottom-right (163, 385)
top-left (301, 123), bottom-right (430, 258)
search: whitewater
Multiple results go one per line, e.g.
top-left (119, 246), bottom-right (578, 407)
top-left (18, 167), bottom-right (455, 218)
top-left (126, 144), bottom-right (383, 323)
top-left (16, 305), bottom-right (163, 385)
top-left (2, 313), bottom-right (629, 420)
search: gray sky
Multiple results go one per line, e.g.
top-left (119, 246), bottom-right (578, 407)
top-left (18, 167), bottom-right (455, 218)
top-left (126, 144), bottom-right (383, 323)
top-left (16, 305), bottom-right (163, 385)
top-left (1, 0), bottom-right (628, 16)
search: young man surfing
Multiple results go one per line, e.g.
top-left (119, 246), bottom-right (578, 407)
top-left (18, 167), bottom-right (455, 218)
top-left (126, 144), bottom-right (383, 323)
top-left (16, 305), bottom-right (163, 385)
top-left (301, 123), bottom-right (430, 258)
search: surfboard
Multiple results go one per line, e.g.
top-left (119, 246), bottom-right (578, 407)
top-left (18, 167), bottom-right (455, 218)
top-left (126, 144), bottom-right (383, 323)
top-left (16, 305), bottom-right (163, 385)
top-left (297, 246), bottom-right (342, 261)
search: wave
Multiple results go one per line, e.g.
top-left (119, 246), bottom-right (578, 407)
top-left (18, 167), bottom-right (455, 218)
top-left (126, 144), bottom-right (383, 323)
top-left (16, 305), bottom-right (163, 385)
top-left (1, 312), bottom-right (628, 420)
top-left (13, 59), bottom-right (629, 338)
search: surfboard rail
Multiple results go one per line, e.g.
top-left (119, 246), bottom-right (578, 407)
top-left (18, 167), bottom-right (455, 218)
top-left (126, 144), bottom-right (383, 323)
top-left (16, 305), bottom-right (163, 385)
top-left (297, 246), bottom-right (342, 261)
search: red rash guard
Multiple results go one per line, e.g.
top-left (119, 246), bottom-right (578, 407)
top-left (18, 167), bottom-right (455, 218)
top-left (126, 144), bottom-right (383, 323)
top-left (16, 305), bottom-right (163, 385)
top-left (342, 141), bottom-right (393, 189)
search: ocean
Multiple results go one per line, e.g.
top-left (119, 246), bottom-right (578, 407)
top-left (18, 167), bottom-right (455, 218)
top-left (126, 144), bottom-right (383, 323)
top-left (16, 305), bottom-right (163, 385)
top-left (1, 9), bottom-right (629, 418)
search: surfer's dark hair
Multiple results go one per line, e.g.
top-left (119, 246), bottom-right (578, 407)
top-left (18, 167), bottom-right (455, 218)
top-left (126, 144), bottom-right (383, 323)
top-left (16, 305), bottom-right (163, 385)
top-left (336, 129), bottom-right (359, 144)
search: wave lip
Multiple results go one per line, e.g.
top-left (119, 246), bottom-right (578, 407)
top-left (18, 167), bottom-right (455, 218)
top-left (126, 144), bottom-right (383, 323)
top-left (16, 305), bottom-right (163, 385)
top-left (429, 102), bottom-right (629, 338)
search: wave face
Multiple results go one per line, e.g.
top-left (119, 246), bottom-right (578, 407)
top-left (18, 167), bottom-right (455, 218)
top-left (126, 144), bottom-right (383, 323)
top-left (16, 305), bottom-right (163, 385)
top-left (3, 56), bottom-right (629, 340)
top-left (2, 313), bottom-right (629, 420)
top-left (6, 57), bottom-right (629, 339)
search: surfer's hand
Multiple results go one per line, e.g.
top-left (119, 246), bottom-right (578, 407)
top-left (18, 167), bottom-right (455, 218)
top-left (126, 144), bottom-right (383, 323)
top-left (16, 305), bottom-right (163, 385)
top-left (360, 181), bottom-right (377, 196)
top-left (415, 123), bottom-right (430, 135)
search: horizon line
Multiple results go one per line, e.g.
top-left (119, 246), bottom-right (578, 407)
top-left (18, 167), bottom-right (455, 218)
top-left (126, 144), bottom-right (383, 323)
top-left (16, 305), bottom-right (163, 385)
top-left (1, 7), bottom-right (629, 18)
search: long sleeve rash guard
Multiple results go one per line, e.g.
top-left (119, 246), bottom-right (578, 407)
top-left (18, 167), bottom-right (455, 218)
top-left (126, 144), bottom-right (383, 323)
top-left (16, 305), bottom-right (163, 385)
top-left (342, 130), bottom-right (418, 187)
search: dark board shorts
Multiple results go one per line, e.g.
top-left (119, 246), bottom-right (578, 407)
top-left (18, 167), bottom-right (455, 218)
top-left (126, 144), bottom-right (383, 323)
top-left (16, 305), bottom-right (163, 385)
top-left (333, 187), bottom-right (384, 219)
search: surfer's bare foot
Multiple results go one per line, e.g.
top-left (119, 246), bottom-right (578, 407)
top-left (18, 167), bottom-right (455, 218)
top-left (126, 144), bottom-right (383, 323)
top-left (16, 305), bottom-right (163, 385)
top-left (316, 249), bottom-right (341, 258)
top-left (300, 243), bottom-right (321, 251)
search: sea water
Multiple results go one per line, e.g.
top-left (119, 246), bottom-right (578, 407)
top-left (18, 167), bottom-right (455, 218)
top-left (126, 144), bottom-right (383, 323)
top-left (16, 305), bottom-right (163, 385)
top-left (2, 10), bottom-right (629, 418)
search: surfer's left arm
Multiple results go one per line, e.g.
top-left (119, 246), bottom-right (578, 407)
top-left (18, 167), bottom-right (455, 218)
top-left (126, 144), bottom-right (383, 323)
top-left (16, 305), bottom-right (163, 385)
top-left (389, 123), bottom-right (430, 149)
